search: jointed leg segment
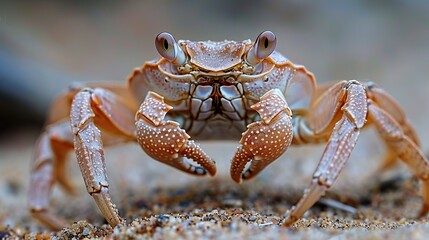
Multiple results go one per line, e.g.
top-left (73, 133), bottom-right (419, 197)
top-left (70, 89), bottom-right (131, 227)
top-left (283, 80), bottom-right (429, 226)
top-left (29, 122), bottom-right (75, 230)
top-left (29, 85), bottom-right (138, 230)
top-left (284, 81), bottom-right (367, 225)
top-left (365, 83), bottom-right (421, 170)
top-left (30, 87), bottom-right (216, 229)
top-left (368, 102), bottom-right (429, 216)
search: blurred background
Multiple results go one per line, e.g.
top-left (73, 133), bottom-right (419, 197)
top-left (1, 0), bottom-right (429, 135)
top-left (1, 0), bottom-right (429, 228)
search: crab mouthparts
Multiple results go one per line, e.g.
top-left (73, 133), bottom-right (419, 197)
top-left (195, 75), bottom-right (237, 86)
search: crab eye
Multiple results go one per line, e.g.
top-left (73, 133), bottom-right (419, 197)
top-left (155, 32), bottom-right (186, 65)
top-left (246, 31), bottom-right (277, 66)
top-left (255, 31), bottom-right (276, 59)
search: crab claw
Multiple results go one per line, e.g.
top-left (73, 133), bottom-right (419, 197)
top-left (136, 91), bottom-right (216, 176)
top-left (231, 89), bottom-right (293, 183)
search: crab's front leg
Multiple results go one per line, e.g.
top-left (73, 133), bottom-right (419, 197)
top-left (135, 92), bottom-right (216, 176)
top-left (283, 81), bottom-right (367, 226)
top-left (71, 88), bottom-right (136, 228)
top-left (231, 89), bottom-right (293, 183)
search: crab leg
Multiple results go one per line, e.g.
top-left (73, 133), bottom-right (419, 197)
top-left (71, 88), bottom-right (135, 228)
top-left (366, 83), bottom-right (429, 215)
top-left (28, 122), bottom-right (74, 230)
top-left (28, 90), bottom-right (78, 230)
top-left (230, 89), bottom-right (293, 183)
top-left (135, 92), bottom-right (216, 176)
top-left (368, 102), bottom-right (429, 216)
top-left (283, 81), bottom-right (367, 226)
top-left (365, 83), bottom-right (420, 170)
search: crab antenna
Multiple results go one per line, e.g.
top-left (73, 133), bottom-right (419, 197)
top-left (155, 32), bottom-right (186, 66)
top-left (246, 31), bottom-right (277, 66)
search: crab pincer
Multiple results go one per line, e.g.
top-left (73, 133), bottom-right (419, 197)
top-left (135, 91), bottom-right (217, 176)
top-left (231, 89), bottom-right (293, 183)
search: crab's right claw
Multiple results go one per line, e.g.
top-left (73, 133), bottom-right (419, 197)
top-left (136, 91), bottom-right (216, 176)
top-left (231, 89), bottom-right (293, 183)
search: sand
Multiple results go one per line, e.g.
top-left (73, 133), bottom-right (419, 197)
top-left (1, 134), bottom-right (429, 239)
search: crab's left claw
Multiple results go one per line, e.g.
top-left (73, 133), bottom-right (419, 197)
top-left (136, 91), bottom-right (216, 176)
top-left (231, 89), bottom-right (293, 183)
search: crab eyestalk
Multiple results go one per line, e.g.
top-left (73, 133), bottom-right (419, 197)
top-left (155, 32), bottom-right (186, 66)
top-left (246, 31), bottom-right (277, 66)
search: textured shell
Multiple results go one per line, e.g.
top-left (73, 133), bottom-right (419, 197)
top-left (128, 35), bottom-right (317, 140)
top-left (184, 40), bottom-right (250, 71)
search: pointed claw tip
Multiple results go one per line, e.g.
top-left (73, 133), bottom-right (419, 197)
top-left (231, 174), bottom-right (243, 184)
top-left (230, 162), bottom-right (246, 184)
top-left (231, 172), bottom-right (241, 184)
top-left (282, 220), bottom-right (293, 227)
top-left (282, 214), bottom-right (297, 227)
top-left (207, 168), bottom-right (217, 176)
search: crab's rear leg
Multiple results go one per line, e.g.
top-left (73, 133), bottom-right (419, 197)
top-left (29, 89), bottom-right (82, 230)
top-left (70, 88), bottom-right (136, 227)
top-left (29, 122), bottom-right (74, 230)
top-left (230, 89), bottom-right (293, 183)
top-left (368, 101), bottom-right (429, 216)
top-left (283, 80), bottom-right (367, 226)
top-left (135, 92), bottom-right (216, 176)
top-left (365, 83), bottom-right (420, 170)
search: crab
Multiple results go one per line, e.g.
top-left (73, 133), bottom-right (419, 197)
top-left (29, 31), bottom-right (429, 230)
